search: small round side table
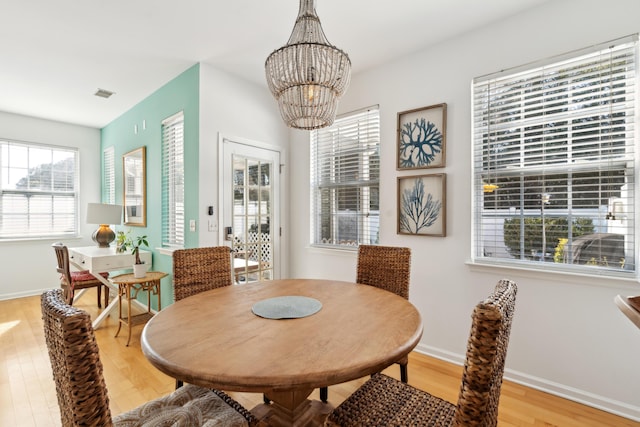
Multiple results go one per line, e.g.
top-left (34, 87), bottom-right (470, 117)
top-left (112, 271), bottom-right (167, 346)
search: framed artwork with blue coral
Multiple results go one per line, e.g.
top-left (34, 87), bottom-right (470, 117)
top-left (397, 173), bottom-right (446, 237)
top-left (397, 103), bottom-right (447, 170)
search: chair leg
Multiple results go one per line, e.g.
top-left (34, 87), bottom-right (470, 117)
top-left (97, 285), bottom-right (102, 308)
top-left (263, 394), bottom-right (270, 404)
top-left (400, 362), bottom-right (408, 383)
top-left (176, 379), bottom-right (183, 389)
top-left (104, 285), bottom-right (109, 308)
top-left (320, 387), bottom-right (328, 403)
top-left (67, 287), bottom-right (75, 306)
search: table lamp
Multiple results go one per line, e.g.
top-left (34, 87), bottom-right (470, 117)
top-left (86, 203), bottom-right (122, 248)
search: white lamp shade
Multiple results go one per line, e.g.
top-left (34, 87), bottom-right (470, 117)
top-left (86, 203), bottom-right (122, 225)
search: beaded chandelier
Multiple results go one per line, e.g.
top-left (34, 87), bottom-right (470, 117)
top-left (265, 0), bottom-right (351, 130)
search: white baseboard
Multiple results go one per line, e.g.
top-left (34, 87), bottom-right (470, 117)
top-left (0, 288), bottom-right (50, 301)
top-left (0, 288), bottom-right (153, 314)
top-left (415, 343), bottom-right (640, 422)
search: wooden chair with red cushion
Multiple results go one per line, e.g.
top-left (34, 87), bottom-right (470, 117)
top-left (52, 242), bottom-right (110, 308)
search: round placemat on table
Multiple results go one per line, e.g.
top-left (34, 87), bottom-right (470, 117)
top-left (252, 296), bottom-right (322, 319)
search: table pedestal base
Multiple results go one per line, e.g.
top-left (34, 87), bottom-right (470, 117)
top-left (252, 389), bottom-right (333, 427)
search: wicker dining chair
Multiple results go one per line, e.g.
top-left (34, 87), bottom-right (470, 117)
top-left (319, 244), bottom-right (412, 403)
top-left (41, 288), bottom-right (258, 427)
top-left (356, 245), bottom-right (412, 299)
top-left (325, 278), bottom-right (518, 427)
top-left (172, 246), bottom-right (234, 388)
top-left (172, 246), bottom-right (234, 302)
top-left (52, 242), bottom-right (109, 308)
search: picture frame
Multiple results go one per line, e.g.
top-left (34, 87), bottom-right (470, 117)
top-left (397, 173), bottom-right (446, 236)
top-left (397, 103), bottom-right (447, 170)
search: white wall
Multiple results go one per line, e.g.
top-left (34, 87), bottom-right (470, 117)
top-left (198, 63), bottom-right (291, 276)
top-left (0, 111), bottom-right (101, 299)
top-left (289, 0), bottom-right (640, 420)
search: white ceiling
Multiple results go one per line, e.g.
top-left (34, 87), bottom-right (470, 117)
top-left (1, 0), bottom-right (549, 129)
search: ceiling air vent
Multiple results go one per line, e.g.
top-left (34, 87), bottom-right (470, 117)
top-left (94, 88), bottom-right (115, 98)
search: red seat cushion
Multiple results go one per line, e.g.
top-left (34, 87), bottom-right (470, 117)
top-left (71, 270), bottom-right (109, 282)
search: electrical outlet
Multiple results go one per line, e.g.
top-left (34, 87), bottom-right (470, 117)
top-left (190, 219), bottom-right (196, 232)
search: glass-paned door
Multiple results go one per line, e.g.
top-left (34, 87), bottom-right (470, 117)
top-left (222, 138), bottom-right (280, 283)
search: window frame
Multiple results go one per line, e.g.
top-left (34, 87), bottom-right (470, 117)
top-left (0, 138), bottom-right (79, 241)
top-left (310, 106), bottom-right (380, 249)
top-left (161, 111), bottom-right (185, 249)
top-left (103, 146), bottom-right (115, 205)
top-left (471, 35), bottom-right (638, 278)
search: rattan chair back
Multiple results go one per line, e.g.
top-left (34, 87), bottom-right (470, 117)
top-left (41, 289), bottom-right (113, 426)
top-left (325, 279), bottom-right (518, 427)
top-left (356, 245), bottom-right (411, 299)
top-left (172, 246), bottom-right (233, 302)
top-left (42, 288), bottom-right (259, 427)
top-left (454, 278), bottom-right (517, 426)
top-left (318, 245), bottom-right (412, 403)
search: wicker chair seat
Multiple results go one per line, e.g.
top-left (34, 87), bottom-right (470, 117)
top-left (326, 373), bottom-right (455, 427)
top-left (113, 384), bottom-right (252, 427)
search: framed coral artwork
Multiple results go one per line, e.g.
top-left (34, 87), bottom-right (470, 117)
top-left (397, 173), bottom-right (446, 236)
top-left (397, 103), bottom-right (447, 170)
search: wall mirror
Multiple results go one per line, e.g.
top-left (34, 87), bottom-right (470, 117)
top-left (123, 146), bottom-right (146, 226)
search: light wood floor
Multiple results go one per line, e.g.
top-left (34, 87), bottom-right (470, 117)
top-left (1, 288), bottom-right (637, 426)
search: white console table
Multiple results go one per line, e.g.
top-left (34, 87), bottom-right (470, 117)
top-left (68, 246), bottom-right (152, 328)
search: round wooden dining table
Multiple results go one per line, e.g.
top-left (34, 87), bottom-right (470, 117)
top-left (141, 278), bottom-right (423, 427)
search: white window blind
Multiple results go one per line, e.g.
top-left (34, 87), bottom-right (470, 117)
top-left (161, 111), bottom-right (185, 248)
top-left (0, 139), bottom-right (79, 239)
top-left (103, 146), bottom-right (115, 204)
top-left (472, 35), bottom-right (637, 276)
top-left (311, 106), bottom-right (380, 248)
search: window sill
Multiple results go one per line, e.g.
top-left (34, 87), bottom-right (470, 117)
top-left (466, 259), bottom-right (640, 289)
top-left (0, 235), bottom-right (82, 244)
top-left (157, 247), bottom-right (182, 257)
top-left (307, 245), bottom-right (358, 256)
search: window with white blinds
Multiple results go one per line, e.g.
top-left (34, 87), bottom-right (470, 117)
top-left (0, 139), bottom-right (79, 239)
top-left (472, 34), bottom-right (637, 277)
top-left (161, 111), bottom-right (185, 248)
top-left (103, 146), bottom-right (115, 204)
top-left (311, 106), bottom-right (380, 248)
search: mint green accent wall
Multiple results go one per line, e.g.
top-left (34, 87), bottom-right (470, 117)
top-left (101, 64), bottom-right (200, 307)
